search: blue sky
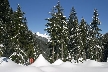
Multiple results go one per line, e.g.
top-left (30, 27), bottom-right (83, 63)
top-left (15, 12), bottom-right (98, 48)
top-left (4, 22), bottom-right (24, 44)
top-left (9, 0), bottom-right (108, 34)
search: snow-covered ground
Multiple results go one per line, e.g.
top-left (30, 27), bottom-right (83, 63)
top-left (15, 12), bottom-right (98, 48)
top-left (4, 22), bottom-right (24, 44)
top-left (0, 54), bottom-right (108, 72)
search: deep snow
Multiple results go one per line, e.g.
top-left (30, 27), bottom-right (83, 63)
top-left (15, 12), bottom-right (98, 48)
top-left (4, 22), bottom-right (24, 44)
top-left (52, 59), bottom-right (63, 65)
top-left (0, 55), bottom-right (108, 72)
top-left (30, 54), bottom-right (50, 67)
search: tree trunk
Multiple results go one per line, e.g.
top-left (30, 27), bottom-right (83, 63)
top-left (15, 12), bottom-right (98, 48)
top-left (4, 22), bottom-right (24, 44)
top-left (61, 43), bottom-right (63, 60)
top-left (56, 53), bottom-right (59, 60)
top-left (52, 46), bottom-right (54, 62)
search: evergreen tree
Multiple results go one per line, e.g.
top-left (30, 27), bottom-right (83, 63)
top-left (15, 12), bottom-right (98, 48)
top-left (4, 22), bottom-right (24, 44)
top-left (26, 30), bottom-right (42, 65)
top-left (0, 19), bottom-right (5, 56)
top-left (0, 0), bottom-right (10, 23)
top-left (45, 1), bottom-right (68, 62)
top-left (8, 4), bottom-right (28, 64)
top-left (0, 0), bottom-right (15, 57)
top-left (0, 18), bottom-right (4, 44)
top-left (85, 23), bottom-right (91, 59)
top-left (9, 4), bottom-right (42, 65)
top-left (79, 17), bottom-right (89, 60)
top-left (67, 7), bottom-right (80, 62)
top-left (89, 9), bottom-right (103, 61)
top-left (101, 33), bottom-right (108, 62)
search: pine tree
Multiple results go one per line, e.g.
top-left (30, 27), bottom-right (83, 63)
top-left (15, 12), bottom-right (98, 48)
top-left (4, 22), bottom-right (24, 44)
top-left (0, 18), bottom-right (4, 44)
top-left (0, 19), bottom-right (5, 56)
top-left (89, 9), bottom-right (103, 61)
top-left (101, 33), bottom-right (108, 62)
top-left (67, 7), bottom-right (80, 62)
top-left (0, 0), bottom-right (15, 57)
top-left (54, 1), bottom-right (68, 61)
top-left (26, 30), bottom-right (42, 65)
top-left (9, 4), bottom-right (41, 65)
top-left (45, 1), bottom-right (68, 62)
top-left (79, 17), bottom-right (89, 60)
top-left (0, 0), bottom-right (10, 23)
top-left (8, 4), bottom-right (28, 64)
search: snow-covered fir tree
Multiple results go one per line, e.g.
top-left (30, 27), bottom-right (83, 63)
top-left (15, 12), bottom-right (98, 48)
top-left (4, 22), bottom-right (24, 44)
top-left (79, 17), bottom-right (89, 60)
top-left (26, 30), bottom-right (42, 64)
top-left (101, 33), bottom-right (108, 62)
top-left (0, 0), bottom-right (11, 23)
top-left (0, 0), bottom-right (41, 65)
top-left (8, 4), bottom-right (28, 64)
top-left (89, 9), bottom-right (103, 61)
top-left (0, 0), bottom-right (15, 57)
top-left (45, 1), bottom-right (68, 63)
top-left (67, 7), bottom-right (80, 63)
top-left (0, 19), bottom-right (5, 56)
top-left (8, 4), bottom-right (38, 65)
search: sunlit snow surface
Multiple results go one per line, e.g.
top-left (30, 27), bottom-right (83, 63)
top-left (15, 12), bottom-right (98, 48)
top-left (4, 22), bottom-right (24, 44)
top-left (52, 59), bottom-right (63, 65)
top-left (30, 54), bottom-right (50, 67)
top-left (0, 55), bottom-right (108, 72)
top-left (0, 57), bottom-right (18, 67)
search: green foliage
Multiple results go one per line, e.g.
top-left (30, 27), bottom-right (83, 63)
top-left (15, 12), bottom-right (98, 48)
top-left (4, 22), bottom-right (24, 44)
top-left (45, 1), bottom-right (68, 62)
top-left (0, 0), bottom-right (10, 24)
top-left (0, 0), bottom-right (14, 57)
top-left (89, 9), bottom-right (103, 61)
top-left (79, 17), bottom-right (89, 60)
top-left (67, 7), bottom-right (80, 62)
top-left (101, 33), bottom-right (108, 62)
top-left (0, 1), bottom-right (41, 65)
top-left (45, 2), bottom-right (104, 63)
top-left (0, 0), bottom-right (105, 64)
top-left (8, 4), bottom-right (40, 65)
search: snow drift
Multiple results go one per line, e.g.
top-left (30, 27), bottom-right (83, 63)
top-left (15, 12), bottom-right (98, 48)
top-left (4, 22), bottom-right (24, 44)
top-left (0, 57), bottom-right (18, 67)
top-left (30, 54), bottom-right (50, 67)
top-left (59, 61), bottom-right (77, 68)
top-left (52, 59), bottom-right (63, 65)
top-left (79, 60), bottom-right (104, 67)
top-left (0, 54), bottom-right (108, 72)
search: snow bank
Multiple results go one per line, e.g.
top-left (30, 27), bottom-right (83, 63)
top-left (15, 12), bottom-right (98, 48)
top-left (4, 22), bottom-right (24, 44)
top-left (39, 66), bottom-right (57, 72)
top-left (79, 60), bottom-right (104, 67)
top-left (0, 66), bottom-right (43, 72)
top-left (52, 59), bottom-right (63, 65)
top-left (59, 61), bottom-right (77, 68)
top-left (0, 57), bottom-right (108, 72)
top-left (0, 57), bottom-right (18, 67)
top-left (30, 54), bottom-right (50, 67)
top-left (71, 58), bottom-right (86, 64)
top-left (12, 66), bottom-right (43, 72)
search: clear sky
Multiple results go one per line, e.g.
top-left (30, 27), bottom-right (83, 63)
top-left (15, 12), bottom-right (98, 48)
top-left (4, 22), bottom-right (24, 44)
top-left (9, 0), bottom-right (108, 34)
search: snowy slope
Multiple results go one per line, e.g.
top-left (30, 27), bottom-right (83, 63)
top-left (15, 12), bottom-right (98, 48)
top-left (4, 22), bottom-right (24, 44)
top-left (79, 60), bottom-right (104, 67)
top-left (0, 65), bottom-right (43, 72)
top-left (0, 54), bottom-right (108, 72)
top-left (59, 61), bottom-right (77, 68)
top-left (30, 54), bottom-right (50, 67)
top-left (0, 57), bottom-right (18, 67)
top-left (52, 59), bottom-right (63, 65)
